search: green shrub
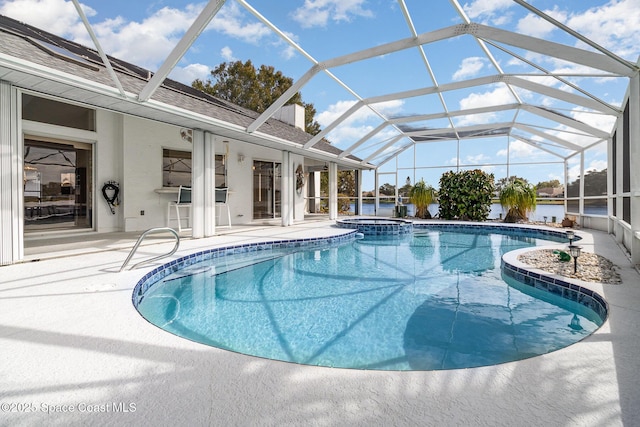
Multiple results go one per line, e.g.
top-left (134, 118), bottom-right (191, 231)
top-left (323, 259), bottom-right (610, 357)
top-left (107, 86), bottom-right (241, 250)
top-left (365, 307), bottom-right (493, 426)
top-left (438, 170), bottom-right (494, 221)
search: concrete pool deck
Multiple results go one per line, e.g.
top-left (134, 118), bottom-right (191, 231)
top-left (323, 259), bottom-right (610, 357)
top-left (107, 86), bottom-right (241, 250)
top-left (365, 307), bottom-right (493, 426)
top-left (1, 221), bottom-right (639, 426)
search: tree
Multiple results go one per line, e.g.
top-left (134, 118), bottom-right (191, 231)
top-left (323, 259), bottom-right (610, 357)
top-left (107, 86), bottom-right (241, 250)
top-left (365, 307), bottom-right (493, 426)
top-left (193, 60), bottom-right (321, 135)
top-left (409, 179), bottom-right (436, 219)
top-left (337, 170), bottom-right (356, 196)
top-left (378, 183), bottom-right (396, 196)
top-left (499, 178), bottom-right (537, 223)
top-left (535, 179), bottom-right (561, 189)
top-left (495, 175), bottom-right (530, 193)
top-left (568, 168), bottom-right (607, 197)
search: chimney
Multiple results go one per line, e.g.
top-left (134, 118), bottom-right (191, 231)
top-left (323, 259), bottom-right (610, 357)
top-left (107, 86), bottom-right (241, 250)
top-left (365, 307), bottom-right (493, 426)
top-left (273, 104), bottom-right (305, 131)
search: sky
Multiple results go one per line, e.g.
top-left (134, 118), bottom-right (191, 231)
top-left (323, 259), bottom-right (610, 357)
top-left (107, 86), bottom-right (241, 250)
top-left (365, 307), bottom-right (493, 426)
top-left (1, 0), bottom-right (638, 191)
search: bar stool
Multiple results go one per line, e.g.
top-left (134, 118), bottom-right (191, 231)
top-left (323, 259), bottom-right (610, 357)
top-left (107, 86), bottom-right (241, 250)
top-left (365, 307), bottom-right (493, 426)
top-left (215, 187), bottom-right (231, 228)
top-left (167, 185), bottom-right (191, 232)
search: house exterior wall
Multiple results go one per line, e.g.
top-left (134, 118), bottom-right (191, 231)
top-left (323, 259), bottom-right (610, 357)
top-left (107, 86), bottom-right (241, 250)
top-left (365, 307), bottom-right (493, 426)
top-left (117, 116), bottom-right (291, 232)
top-left (121, 116), bottom-right (189, 231)
top-left (0, 82), bottom-right (315, 265)
top-left (95, 110), bottom-right (123, 233)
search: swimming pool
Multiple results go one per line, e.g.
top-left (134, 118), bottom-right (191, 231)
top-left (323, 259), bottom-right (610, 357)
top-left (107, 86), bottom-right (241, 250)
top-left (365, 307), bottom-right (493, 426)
top-left (134, 225), bottom-right (606, 371)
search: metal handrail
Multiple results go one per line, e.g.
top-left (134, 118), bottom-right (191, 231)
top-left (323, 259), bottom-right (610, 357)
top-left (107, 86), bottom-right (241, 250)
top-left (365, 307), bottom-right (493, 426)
top-left (119, 227), bottom-right (180, 272)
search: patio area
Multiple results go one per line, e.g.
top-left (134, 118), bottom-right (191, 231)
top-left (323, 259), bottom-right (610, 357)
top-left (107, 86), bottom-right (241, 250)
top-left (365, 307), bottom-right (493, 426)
top-left (1, 221), bottom-right (639, 425)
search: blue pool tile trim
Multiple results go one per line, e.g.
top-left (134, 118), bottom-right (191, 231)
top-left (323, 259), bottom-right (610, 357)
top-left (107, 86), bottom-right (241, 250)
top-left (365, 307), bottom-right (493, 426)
top-left (132, 230), bottom-right (358, 308)
top-left (336, 218), bottom-right (413, 235)
top-left (412, 222), bottom-right (582, 242)
top-left (501, 260), bottom-right (608, 322)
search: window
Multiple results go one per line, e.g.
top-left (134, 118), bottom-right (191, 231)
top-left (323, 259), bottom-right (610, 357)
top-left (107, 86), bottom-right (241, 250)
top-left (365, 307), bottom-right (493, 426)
top-left (163, 149), bottom-right (191, 187)
top-left (22, 94), bottom-right (96, 131)
top-left (215, 154), bottom-right (226, 187)
top-left (162, 150), bottom-right (226, 188)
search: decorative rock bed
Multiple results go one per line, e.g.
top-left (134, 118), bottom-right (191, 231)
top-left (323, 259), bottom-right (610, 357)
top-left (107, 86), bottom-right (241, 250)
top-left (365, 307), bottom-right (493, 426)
top-left (518, 249), bottom-right (622, 284)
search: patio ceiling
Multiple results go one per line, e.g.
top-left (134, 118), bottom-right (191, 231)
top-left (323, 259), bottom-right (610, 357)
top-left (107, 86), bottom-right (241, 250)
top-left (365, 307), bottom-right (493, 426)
top-left (40, 1), bottom-right (640, 168)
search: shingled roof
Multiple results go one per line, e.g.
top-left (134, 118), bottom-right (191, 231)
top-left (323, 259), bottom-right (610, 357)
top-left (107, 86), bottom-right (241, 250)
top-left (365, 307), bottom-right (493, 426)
top-left (0, 14), bottom-right (363, 165)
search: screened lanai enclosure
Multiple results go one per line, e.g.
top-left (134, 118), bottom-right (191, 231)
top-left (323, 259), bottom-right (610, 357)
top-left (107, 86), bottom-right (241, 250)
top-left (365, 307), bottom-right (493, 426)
top-left (0, 0), bottom-right (638, 266)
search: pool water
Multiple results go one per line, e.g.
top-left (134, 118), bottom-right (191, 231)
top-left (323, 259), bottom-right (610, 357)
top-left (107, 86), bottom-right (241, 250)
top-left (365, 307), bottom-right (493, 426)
top-left (137, 230), bottom-right (602, 371)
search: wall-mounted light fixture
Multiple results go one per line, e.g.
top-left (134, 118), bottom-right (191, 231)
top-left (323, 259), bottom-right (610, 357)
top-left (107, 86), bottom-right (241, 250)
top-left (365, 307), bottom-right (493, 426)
top-left (179, 128), bottom-right (193, 143)
top-left (238, 154), bottom-right (245, 163)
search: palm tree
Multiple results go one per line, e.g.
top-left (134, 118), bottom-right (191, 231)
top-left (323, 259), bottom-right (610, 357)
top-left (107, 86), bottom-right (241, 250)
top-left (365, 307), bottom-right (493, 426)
top-left (499, 178), bottom-right (537, 223)
top-left (409, 179), bottom-right (436, 219)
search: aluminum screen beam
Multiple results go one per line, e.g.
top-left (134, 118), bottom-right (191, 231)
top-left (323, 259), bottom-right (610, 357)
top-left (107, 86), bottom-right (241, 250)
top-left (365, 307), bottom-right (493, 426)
top-left (138, 0), bottom-right (226, 102)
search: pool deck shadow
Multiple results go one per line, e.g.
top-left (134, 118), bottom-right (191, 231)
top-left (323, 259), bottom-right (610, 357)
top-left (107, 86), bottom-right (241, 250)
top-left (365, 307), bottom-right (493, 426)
top-left (1, 220), bottom-right (639, 425)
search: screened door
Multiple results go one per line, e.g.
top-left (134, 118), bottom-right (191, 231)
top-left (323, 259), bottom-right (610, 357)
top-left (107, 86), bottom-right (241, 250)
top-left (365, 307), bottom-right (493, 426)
top-left (253, 160), bottom-right (281, 219)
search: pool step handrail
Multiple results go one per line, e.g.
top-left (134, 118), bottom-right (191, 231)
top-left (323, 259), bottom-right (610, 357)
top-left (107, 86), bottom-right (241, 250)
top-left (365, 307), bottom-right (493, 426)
top-left (120, 227), bottom-right (180, 272)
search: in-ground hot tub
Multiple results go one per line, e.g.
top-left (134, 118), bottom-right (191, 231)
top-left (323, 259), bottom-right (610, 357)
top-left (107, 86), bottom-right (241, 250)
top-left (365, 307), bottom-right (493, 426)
top-left (336, 217), bottom-right (413, 235)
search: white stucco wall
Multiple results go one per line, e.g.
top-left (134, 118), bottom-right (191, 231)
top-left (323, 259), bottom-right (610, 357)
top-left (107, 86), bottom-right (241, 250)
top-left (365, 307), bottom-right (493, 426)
top-left (94, 110), bottom-right (123, 233)
top-left (121, 116), bottom-right (190, 232)
top-left (118, 117), bottom-right (293, 232)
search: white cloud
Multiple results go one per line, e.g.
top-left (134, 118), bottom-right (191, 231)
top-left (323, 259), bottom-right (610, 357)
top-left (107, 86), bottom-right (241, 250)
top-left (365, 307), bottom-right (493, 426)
top-left (515, 1), bottom-right (639, 61)
top-left (453, 57), bottom-right (487, 81)
top-left (459, 85), bottom-right (516, 110)
top-left (0, 1), bottom-right (206, 70)
top-left (88, 5), bottom-right (202, 70)
top-left (210, 2), bottom-right (271, 44)
top-left (317, 99), bottom-right (404, 146)
top-left (220, 46), bottom-right (236, 62)
top-left (586, 159), bottom-right (607, 172)
top-left (497, 140), bottom-right (535, 159)
top-left (571, 107), bottom-right (616, 133)
top-left (462, 0), bottom-right (514, 24)
top-left (566, 0), bottom-right (640, 59)
top-left (0, 0), bottom-right (90, 37)
top-left (0, 0), bottom-right (279, 72)
top-left (169, 63), bottom-right (211, 85)
top-left (317, 100), bottom-right (359, 126)
top-left (516, 7), bottom-right (567, 38)
top-left (456, 85), bottom-right (516, 126)
top-left (317, 99), bottom-right (404, 128)
top-left (567, 159), bottom-right (607, 180)
top-left (277, 30), bottom-right (299, 60)
top-left (291, 0), bottom-right (374, 28)
top-left (465, 154), bottom-right (490, 164)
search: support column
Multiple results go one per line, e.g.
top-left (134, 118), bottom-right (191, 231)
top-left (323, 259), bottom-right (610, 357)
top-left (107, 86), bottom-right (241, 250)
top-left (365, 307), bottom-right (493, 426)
top-left (314, 171), bottom-right (321, 213)
top-left (564, 159), bottom-right (569, 216)
top-left (629, 72), bottom-right (640, 265)
top-left (329, 162), bottom-right (338, 220)
top-left (281, 151), bottom-right (293, 226)
top-left (191, 129), bottom-right (205, 238)
top-left (579, 151), bottom-right (585, 224)
top-left (374, 169), bottom-right (379, 217)
top-left (203, 132), bottom-right (216, 237)
top-left (0, 81), bottom-right (22, 265)
top-left (357, 169), bottom-right (363, 216)
top-left (615, 118), bottom-right (624, 243)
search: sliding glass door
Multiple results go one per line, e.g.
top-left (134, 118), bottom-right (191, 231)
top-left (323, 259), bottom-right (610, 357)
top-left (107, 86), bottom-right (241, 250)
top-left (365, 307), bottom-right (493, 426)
top-left (253, 160), bottom-right (281, 220)
top-left (24, 139), bottom-right (93, 231)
